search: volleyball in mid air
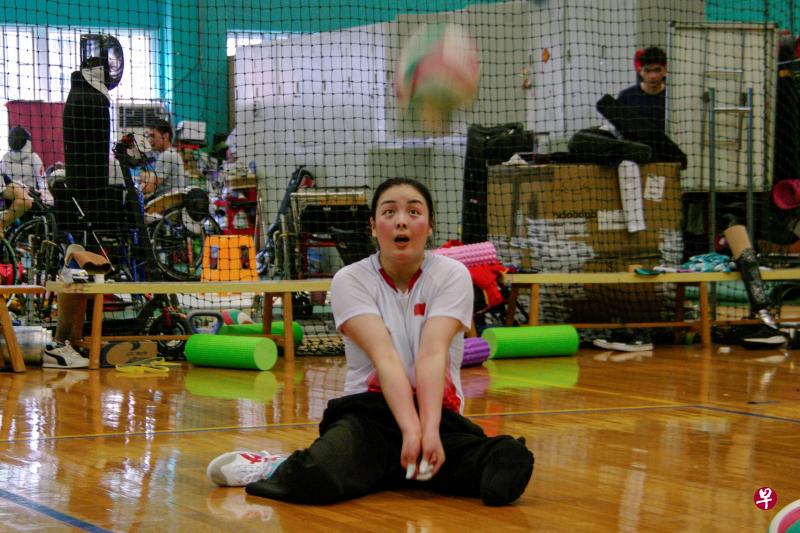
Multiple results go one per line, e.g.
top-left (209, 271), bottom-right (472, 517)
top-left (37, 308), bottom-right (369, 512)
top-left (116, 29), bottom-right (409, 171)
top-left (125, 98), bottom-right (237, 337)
top-left (395, 23), bottom-right (480, 133)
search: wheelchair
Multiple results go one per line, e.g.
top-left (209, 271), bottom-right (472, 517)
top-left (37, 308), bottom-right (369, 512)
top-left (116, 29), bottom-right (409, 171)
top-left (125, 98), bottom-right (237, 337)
top-left (148, 187), bottom-right (221, 281)
top-left (288, 186), bottom-right (372, 278)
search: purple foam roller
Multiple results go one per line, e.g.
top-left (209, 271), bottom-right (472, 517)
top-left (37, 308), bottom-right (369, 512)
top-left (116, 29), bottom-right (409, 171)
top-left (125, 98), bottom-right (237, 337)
top-left (462, 337), bottom-right (490, 367)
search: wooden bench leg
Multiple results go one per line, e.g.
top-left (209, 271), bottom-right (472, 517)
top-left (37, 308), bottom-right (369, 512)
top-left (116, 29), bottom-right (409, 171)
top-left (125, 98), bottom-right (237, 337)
top-left (505, 286), bottom-right (519, 326)
top-left (88, 294), bottom-right (104, 370)
top-left (261, 292), bottom-right (295, 361)
top-left (699, 281), bottom-right (711, 348)
top-left (0, 296), bottom-right (26, 372)
top-left (262, 293), bottom-right (274, 334)
top-left (674, 283), bottom-right (686, 344)
top-left (527, 284), bottom-right (540, 326)
top-left (282, 291), bottom-right (294, 362)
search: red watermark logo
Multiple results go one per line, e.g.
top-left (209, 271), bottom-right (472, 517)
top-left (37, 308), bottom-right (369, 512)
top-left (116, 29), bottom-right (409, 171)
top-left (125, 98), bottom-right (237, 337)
top-left (754, 487), bottom-right (778, 510)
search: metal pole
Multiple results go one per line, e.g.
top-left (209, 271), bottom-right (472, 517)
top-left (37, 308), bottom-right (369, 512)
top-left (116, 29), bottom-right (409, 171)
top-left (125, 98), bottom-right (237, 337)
top-left (708, 87), bottom-right (718, 320)
top-left (745, 87), bottom-right (754, 242)
top-left (708, 88), bottom-right (716, 252)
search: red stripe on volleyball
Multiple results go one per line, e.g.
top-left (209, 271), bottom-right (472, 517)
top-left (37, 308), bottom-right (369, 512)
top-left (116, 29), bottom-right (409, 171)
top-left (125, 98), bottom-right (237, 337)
top-left (410, 55), bottom-right (479, 102)
top-left (778, 507), bottom-right (800, 533)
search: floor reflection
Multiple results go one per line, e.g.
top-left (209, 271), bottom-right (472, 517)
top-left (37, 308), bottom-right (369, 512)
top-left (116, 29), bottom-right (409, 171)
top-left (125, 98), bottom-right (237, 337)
top-left (0, 345), bottom-right (797, 531)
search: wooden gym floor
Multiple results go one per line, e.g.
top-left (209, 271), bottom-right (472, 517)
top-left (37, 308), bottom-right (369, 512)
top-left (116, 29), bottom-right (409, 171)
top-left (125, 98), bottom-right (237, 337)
top-left (1, 342), bottom-right (798, 532)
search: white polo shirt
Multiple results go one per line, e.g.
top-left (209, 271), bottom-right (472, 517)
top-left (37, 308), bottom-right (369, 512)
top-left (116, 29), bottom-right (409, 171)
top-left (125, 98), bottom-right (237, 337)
top-left (330, 251), bottom-right (474, 413)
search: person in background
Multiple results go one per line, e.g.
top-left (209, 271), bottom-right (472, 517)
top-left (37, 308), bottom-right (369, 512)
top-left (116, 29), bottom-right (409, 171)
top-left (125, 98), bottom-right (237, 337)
top-left (0, 126), bottom-right (43, 232)
top-left (0, 126), bottom-right (48, 231)
top-left (1, 125), bottom-right (44, 190)
top-left (139, 118), bottom-right (187, 202)
top-left (0, 172), bottom-right (32, 235)
top-left (617, 46), bottom-right (668, 134)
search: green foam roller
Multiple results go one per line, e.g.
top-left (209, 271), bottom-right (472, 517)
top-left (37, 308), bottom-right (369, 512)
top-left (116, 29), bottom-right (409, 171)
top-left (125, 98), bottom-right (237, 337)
top-left (185, 367), bottom-right (279, 401)
top-left (218, 321), bottom-right (304, 344)
top-left (482, 325), bottom-right (578, 359)
top-left (185, 334), bottom-right (278, 370)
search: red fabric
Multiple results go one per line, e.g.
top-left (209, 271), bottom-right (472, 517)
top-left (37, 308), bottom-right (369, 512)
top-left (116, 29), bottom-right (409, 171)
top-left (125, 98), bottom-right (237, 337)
top-left (0, 263), bottom-right (23, 285)
top-left (468, 262), bottom-right (507, 310)
top-left (5, 101), bottom-right (65, 168)
top-left (440, 239), bottom-right (463, 248)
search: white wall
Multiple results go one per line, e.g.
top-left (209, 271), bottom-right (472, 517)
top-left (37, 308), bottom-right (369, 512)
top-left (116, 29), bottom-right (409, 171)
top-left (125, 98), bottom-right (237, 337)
top-left (668, 23), bottom-right (777, 192)
top-left (234, 0), bottom-right (705, 240)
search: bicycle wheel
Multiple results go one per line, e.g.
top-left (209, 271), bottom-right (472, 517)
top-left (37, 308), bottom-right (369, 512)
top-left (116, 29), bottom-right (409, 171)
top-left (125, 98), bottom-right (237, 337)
top-left (9, 216), bottom-right (62, 321)
top-left (148, 312), bottom-right (191, 360)
top-left (150, 206), bottom-right (221, 281)
top-left (9, 216), bottom-right (60, 281)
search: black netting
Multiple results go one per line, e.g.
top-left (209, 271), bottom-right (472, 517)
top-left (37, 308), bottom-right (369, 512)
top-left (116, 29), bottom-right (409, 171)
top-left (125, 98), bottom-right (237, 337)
top-left (1, 1), bottom-right (798, 342)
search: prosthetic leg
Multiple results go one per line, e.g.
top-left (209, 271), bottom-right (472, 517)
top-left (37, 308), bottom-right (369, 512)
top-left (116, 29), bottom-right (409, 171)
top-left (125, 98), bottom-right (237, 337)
top-left (723, 225), bottom-right (778, 329)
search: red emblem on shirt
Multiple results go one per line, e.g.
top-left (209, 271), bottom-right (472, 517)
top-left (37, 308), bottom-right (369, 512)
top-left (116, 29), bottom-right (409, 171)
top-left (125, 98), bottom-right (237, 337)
top-left (414, 303), bottom-right (426, 316)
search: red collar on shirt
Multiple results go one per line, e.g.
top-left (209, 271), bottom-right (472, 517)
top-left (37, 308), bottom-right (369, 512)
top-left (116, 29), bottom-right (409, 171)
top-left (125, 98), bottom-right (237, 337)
top-left (379, 267), bottom-right (422, 292)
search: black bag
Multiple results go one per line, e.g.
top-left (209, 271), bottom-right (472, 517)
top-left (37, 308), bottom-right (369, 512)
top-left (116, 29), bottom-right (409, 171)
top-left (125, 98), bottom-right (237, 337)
top-left (461, 123), bottom-right (531, 243)
top-left (567, 127), bottom-right (652, 166)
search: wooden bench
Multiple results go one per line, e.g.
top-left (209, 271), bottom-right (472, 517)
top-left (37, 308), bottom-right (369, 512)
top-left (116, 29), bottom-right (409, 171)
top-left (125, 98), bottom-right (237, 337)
top-left (507, 269), bottom-right (800, 347)
top-left (46, 279), bottom-right (332, 370)
top-left (0, 285), bottom-right (47, 372)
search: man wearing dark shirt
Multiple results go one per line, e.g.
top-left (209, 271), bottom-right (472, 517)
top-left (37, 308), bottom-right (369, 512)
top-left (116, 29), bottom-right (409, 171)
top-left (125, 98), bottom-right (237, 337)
top-left (617, 46), bottom-right (667, 134)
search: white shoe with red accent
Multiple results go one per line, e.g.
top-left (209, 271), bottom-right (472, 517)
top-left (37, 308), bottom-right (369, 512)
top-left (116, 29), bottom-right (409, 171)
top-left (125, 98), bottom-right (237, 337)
top-left (206, 450), bottom-right (286, 487)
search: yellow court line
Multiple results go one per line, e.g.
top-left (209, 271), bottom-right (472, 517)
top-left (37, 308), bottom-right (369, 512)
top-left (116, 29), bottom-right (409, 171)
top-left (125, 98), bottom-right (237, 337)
top-left (467, 403), bottom-right (693, 418)
top-left (1, 403), bottom-right (709, 444)
top-left (0, 421), bottom-right (319, 444)
top-left (8, 404), bottom-right (697, 442)
top-left (488, 374), bottom-right (687, 406)
top-left (4, 403), bottom-right (690, 443)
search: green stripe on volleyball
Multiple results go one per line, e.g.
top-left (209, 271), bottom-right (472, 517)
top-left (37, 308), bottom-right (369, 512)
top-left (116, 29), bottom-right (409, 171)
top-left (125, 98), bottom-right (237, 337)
top-left (185, 334), bottom-right (278, 370)
top-left (481, 326), bottom-right (579, 359)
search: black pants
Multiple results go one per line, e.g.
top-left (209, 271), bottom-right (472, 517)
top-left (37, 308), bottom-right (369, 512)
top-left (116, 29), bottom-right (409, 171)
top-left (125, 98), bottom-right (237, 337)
top-left (246, 392), bottom-right (534, 505)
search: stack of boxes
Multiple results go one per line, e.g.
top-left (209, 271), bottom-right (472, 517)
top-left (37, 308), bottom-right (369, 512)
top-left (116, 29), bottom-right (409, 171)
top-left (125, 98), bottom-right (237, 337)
top-left (488, 163), bottom-right (683, 323)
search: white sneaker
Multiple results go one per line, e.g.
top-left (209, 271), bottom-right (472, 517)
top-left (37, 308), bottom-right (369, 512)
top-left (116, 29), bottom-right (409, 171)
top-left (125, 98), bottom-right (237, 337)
top-left (592, 333), bottom-right (653, 352)
top-left (206, 450), bottom-right (286, 487)
top-left (43, 341), bottom-right (89, 369)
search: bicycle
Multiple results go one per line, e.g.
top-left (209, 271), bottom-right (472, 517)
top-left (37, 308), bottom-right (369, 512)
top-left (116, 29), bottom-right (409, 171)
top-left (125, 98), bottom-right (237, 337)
top-left (0, 186), bottom-right (62, 321)
top-left (6, 188), bottom-right (63, 321)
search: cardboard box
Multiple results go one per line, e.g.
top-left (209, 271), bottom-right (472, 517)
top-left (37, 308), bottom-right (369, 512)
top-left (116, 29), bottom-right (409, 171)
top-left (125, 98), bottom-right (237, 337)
top-left (176, 120), bottom-right (207, 143)
top-left (487, 163), bottom-right (683, 321)
top-left (488, 163), bottom-right (681, 255)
